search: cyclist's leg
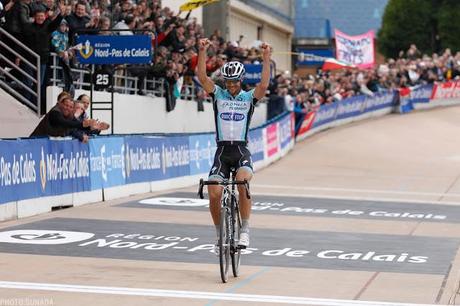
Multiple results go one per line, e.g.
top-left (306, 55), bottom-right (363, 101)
top-left (208, 146), bottom-right (230, 236)
top-left (235, 167), bottom-right (253, 220)
top-left (235, 146), bottom-right (254, 246)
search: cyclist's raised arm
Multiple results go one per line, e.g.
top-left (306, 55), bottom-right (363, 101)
top-left (197, 38), bottom-right (215, 94)
top-left (254, 43), bottom-right (271, 100)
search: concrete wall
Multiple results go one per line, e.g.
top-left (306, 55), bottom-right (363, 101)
top-left (227, 0), bottom-right (293, 74)
top-left (0, 88), bottom-right (40, 138)
top-left (46, 87), bottom-right (267, 134)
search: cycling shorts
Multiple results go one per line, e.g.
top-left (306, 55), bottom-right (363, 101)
top-left (208, 144), bottom-right (253, 181)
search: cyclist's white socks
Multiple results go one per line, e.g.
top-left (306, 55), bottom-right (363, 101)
top-left (241, 219), bottom-right (249, 234)
top-left (214, 220), bottom-right (249, 238)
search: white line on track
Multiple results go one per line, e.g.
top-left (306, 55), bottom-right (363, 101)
top-left (0, 281), bottom-right (446, 306)
top-left (253, 184), bottom-right (460, 198)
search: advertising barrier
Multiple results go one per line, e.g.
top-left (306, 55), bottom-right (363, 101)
top-left (0, 113), bottom-right (294, 211)
top-left (1, 81), bottom-right (459, 220)
top-left (123, 136), bottom-right (164, 185)
top-left (0, 138), bottom-right (91, 204)
top-left (399, 85), bottom-right (433, 113)
top-left (431, 81), bottom-right (460, 100)
top-left (248, 128), bottom-right (265, 163)
top-left (266, 123), bottom-right (279, 158)
top-left (89, 137), bottom-right (125, 189)
top-left (188, 134), bottom-right (216, 176)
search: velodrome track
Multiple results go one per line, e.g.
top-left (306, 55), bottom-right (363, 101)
top-left (1, 107), bottom-right (460, 305)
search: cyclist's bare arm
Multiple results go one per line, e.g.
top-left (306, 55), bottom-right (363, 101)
top-left (254, 43), bottom-right (271, 100)
top-left (197, 38), bottom-right (215, 94)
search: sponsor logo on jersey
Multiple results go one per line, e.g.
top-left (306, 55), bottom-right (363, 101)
top-left (220, 112), bottom-right (245, 121)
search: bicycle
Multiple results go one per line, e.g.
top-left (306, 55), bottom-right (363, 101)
top-left (198, 169), bottom-right (251, 283)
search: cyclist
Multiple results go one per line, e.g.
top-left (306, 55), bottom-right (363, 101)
top-left (197, 38), bottom-right (271, 251)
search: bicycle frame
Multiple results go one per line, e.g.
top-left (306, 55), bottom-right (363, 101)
top-left (198, 174), bottom-right (251, 283)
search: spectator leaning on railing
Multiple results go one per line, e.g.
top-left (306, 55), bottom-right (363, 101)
top-left (75, 94), bottom-right (110, 135)
top-left (30, 94), bottom-right (98, 141)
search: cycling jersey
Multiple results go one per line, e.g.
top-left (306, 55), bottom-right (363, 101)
top-left (210, 85), bottom-right (258, 143)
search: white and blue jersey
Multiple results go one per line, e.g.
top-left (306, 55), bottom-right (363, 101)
top-left (210, 85), bottom-right (258, 143)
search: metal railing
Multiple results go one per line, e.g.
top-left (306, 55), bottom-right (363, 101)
top-left (49, 53), bottom-right (213, 101)
top-left (0, 27), bottom-right (41, 116)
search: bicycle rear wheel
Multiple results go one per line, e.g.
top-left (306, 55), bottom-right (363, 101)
top-left (219, 206), bottom-right (230, 283)
top-left (231, 198), bottom-right (242, 277)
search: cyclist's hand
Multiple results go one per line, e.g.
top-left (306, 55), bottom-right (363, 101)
top-left (199, 38), bottom-right (211, 51)
top-left (260, 42), bottom-right (271, 61)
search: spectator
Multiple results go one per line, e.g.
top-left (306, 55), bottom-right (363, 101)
top-left (113, 13), bottom-right (135, 35)
top-left (2, 0), bottom-right (31, 85)
top-left (406, 44), bottom-right (421, 60)
top-left (30, 96), bottom-right (97, 140)
top-left (76, 94), bottom-right (110, 133)
top-left (51, 19), bottom-right (74, 95)
top-left (23, 5), bottom-right (65, 114)
top-left (69, 100), bottom-right (90, 142)
top-left (77, 94), bottom-right (90, 119)
top-left (97, 16), bottom-right (111, 34)
top-left (4, 0), bottom-right (31, 42)
top-left (65, 1), bottom-right (95, 45)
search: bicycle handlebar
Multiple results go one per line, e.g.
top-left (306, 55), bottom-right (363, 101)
top-left (198, 179), bottom-right (251, 200)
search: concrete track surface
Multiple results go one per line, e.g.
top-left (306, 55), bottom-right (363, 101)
top-left (1, 107), bottom-right (460, 306)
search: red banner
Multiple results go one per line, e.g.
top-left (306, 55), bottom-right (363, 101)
top-left (297, 111), bottom-right (316, 137)
top-left (266, 123), bottom-right (278, 157)
top-left (431, 81), bottom-right (460, 99)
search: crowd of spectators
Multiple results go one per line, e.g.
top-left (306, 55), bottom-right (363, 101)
top-left (1, 0), bottom-right (460, 139)
top-left (272, 45), bottom-right (460, 134)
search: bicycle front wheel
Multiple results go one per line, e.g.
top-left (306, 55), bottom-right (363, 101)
top-left (231, 199), bottom-right (242, 277)
top-left (219, 206), bottom-right (230, 283)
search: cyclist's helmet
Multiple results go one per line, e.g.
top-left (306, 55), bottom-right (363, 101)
top-left (221, 61), bottom-right (245, 81)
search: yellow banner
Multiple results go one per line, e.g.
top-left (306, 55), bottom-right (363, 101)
top-left (179, 0), bottom-right (219, 12)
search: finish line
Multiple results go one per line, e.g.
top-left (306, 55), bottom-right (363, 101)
top-left (0, 281), bottom-right (444, 306)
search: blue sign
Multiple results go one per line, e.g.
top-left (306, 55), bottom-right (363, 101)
top-left (279, 114), bottom-right (292, 149)
top-left (162, 136), bottom-right (190, 179)
top-left (410, 84), bottom-right (433, 104)
top-left (248, 128), bottom-right (264, 162)
top-left (89, 137), bottom-right (126, 189)
top-left (45, 139), bottom-right (91, 195)
top-left (243, 64), bottom-right (263, 84)
top-left (124, 136), bottom-right (164, 184)
top-left (0, 139), bottom-right (46, 204)
top-left (312, 103), bottom-right (338, 128)
top-left (336, 95), bottom-right (366, 120)
top-left (189, 134), bottom-right (216, 176)
top-left (296, 49), bottom-right (334, 66)
top-left (76, 35), bottom-right (152, 64)
top-left (364, 91), bottom-right (397, 113)
top-left (0, 139), bottom-right (91, 204)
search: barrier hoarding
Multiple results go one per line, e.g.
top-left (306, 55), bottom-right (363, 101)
top-left (89, 137), bottom-right (126, 189)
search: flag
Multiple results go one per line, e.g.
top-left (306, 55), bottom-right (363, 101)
top-left (322, 58), bottom-right (356, 71)
top-left (179, 0), bottom-right (219, 12)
